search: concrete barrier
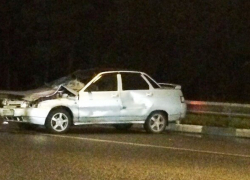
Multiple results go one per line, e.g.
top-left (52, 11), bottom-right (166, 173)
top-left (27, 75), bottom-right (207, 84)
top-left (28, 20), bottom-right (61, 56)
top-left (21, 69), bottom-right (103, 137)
top-left (167, 123), bottom-right (250, 138)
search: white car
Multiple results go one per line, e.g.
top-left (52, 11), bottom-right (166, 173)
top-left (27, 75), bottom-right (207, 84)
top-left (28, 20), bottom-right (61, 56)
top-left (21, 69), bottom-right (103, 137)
top-left (1, 69), bottom-right (186, 133)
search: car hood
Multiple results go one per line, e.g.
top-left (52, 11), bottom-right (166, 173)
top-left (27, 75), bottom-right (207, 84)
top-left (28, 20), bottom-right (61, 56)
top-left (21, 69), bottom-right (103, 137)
top-left (0, 68), bottom-right (106, 102)
top-left (0, 85), bottom-right (78, 102)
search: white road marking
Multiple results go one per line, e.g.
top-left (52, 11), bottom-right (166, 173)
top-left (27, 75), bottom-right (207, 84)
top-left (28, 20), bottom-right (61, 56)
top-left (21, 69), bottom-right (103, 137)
top-left (44, 134), bottom-right (250, 158)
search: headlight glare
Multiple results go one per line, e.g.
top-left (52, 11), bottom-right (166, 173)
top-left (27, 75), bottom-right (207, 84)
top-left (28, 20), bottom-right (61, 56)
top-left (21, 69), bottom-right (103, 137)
top-left (2, 99), bottom-right (8, 106)
top-left (21, 101), bottom-right (30, 108)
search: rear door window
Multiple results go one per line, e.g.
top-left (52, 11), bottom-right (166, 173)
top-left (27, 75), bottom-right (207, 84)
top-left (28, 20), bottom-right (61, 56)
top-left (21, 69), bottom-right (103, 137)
top-left (121, 73), bottom-right (149, 90)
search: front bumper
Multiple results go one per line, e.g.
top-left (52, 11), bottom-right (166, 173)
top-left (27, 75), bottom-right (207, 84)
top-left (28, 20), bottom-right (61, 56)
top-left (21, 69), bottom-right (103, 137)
top-left (1, 107), bottom-right (51, 125)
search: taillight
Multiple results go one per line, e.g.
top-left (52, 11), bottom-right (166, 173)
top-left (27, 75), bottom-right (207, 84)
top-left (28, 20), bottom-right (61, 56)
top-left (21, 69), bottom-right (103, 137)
top-left (180, 96), bottom-right (185, 103)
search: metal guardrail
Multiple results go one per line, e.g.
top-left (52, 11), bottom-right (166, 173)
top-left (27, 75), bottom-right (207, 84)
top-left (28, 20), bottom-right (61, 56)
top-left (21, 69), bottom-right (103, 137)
top-left (186, 100), bottom-right (250, 118)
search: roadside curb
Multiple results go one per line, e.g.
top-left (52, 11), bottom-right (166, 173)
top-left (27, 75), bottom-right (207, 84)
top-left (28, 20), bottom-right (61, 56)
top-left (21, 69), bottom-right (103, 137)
top-left (166, 123), bottom-right (250, 138)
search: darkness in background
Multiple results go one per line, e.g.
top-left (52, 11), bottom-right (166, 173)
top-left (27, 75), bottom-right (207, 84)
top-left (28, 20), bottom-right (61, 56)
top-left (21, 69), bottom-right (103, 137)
top-left (0, 0), bottom-right (250, 102)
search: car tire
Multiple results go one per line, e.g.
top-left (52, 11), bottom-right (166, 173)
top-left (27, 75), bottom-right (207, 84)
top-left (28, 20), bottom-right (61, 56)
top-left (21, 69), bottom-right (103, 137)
top-left (144, 111), bottom-right (167, 133)
top-left (45, 108), bottom-right (71, 134)
top-left (113, 124), bottom-right (133, 131)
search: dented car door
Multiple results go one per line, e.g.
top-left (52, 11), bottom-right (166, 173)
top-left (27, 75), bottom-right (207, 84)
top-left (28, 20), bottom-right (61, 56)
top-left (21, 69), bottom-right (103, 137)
top-left (119, 73), bottom-right (153, 122)
top-left (78, 73), bottom-right (121, 123)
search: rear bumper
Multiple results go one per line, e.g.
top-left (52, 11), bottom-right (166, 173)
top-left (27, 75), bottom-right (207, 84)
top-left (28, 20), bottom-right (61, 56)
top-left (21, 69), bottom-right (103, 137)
top-left (178, 102), bottom-right (187, 119)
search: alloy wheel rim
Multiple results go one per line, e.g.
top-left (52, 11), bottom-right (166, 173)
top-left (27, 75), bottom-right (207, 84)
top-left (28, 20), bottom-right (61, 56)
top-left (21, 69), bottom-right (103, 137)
top-left (51, 113), bottom-right (69, 132)
top-left (149, 114), bottom-right (165, 132)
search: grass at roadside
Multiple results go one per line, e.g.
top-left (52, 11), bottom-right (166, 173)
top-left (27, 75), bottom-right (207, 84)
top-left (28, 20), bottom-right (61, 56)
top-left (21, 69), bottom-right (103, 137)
top-left (181, 113), bottom-right (250, 129)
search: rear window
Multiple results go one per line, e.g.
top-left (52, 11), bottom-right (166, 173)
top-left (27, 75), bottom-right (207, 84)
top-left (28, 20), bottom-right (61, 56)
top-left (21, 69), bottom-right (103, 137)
top-left (144, 75), bottom-right (161, 89)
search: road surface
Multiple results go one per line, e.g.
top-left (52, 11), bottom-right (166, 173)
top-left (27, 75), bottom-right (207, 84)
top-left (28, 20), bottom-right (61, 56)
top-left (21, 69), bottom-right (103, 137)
top-left (0, 124), bottom-right (249, 180)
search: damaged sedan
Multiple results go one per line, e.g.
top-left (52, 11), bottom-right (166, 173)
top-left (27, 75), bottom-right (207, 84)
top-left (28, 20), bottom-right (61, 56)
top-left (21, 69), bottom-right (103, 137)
top-left (0, 69), bottom-right (186, 134)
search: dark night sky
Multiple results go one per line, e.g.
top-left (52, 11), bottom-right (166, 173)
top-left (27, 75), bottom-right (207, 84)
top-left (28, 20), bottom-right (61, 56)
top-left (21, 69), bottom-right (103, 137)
top-left (0, 0), bottom-right (250, 102)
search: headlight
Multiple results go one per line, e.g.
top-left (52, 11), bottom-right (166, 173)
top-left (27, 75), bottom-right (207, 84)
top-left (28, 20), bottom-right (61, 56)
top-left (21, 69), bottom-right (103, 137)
top-left (21, 101), bottom-right (30, 108)
top-left (2, 99), bottom-right (9, 106)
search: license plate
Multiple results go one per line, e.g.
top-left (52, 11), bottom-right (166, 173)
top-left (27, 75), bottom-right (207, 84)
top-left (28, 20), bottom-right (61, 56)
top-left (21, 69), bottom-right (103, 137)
top-left (3, 109), bottom-right (14, 116)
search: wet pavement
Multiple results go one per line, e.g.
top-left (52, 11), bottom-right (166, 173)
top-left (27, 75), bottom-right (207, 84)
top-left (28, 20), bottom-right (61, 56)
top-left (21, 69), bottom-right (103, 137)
top-left (0, 124), bottom-right (250, 180)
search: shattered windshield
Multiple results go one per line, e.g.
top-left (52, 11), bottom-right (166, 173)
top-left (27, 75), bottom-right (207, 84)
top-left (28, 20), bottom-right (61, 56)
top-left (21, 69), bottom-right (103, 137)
top-left (46, 69), bottom-right (105, 91)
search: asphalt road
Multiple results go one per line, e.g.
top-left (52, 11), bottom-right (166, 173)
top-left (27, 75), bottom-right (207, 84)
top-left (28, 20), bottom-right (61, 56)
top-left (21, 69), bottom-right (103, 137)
top-left (0, 124), bottom-right (250, 180)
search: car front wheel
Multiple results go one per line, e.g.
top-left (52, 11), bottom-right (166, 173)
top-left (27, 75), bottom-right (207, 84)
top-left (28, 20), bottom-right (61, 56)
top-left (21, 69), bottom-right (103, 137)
top-left (45, 109), bottom-right (71, 134)
top-left (144, 112), bottom-right (167, 133)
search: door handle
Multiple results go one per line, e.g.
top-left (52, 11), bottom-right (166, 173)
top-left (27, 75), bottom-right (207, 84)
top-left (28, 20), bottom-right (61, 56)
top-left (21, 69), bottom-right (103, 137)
top-left (146, 92), bottom-right (153, 97)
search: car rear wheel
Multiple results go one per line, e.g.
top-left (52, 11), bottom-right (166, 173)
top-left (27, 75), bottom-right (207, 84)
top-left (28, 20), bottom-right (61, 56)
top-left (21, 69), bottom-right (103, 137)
top-left (45, 109), bottom-right (71, 134)
top-left (144, 112), bottom-right (167, 133)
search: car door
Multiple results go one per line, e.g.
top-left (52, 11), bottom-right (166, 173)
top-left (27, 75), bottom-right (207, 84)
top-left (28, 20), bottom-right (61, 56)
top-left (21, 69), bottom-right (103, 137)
top-left (78, 73), bottom-right (121, 123)
top-left (119, 72), bottom-right (154, 122)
